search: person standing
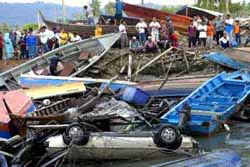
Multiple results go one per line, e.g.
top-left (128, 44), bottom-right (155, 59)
top-left (136, 18), bottom-right (147, 45)
top-left (207, 20), bottom-right (215, 49)
top-left (214, 15), bottom-right (224, 45)
top-left (9, 31), bottom-right (17, 49)
top-left (149, 17), bottom-right (161, 42)
top-left (95, 23), bottom-right (103, 37)
top-left (188, 21), bottom-right (197, 48)
top-left (0, 32), bottom-right (3, 60)
top-left (115, 0), bottom-right (124, 25)
top-left (84, 5), bottom-right (95, 26)
top-left (119, 20), bottom-right (128, 49)
top-left (26, 28), bottom-right (37, 59)
top-left (234, 19), bottom-right (241, 46)
top-left (4, 32), bottom-right (14, 60)
top-left (59, 29), bottom-right (69, 46)
top-left (197, 21), bottom-right (207, 48)
top-left (225, 14), bottom-right (234, 46)
top-left (18, 33), bottom-right (27, 59)
top-left (38, 26), bottom-right (50, 53)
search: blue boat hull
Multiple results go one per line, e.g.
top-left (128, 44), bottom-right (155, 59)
top-left (204, 52), bottom-right (250, 70)
top-left (161, 71), bottom-right (250, 136)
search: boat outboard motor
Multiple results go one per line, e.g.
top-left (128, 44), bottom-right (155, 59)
top-left (178, 103), bottom-right (191, 131)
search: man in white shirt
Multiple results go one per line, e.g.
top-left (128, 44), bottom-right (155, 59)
top-left (39, 26), bottom-right (50, 53)
top-left (197, 21), bottom-right (207, 48)
top-left (136, 18), bottom-right (147, 44)
top-left (84, 5), bottom-right (95, 26)
top-left (149, 17), bottom-right (161, 42)
top-left (119, 20), bottom-right (128, 49)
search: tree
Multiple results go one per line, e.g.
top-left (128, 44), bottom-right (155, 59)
top-left (91, 0), bottom-right (101, 17)
top-left (23, 23), bottom-right (38, 31)
top-left (161, 6), bottom-right (180, 13)
top-left (104, 2), bottom-right (115, 15)
top-left (0, 23), bottom-right (11, 33)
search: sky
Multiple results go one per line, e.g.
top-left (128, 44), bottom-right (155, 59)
top-left (0, 0), bottom-right (197, 7)
top-left (0, 0), bottom-right (247, 7)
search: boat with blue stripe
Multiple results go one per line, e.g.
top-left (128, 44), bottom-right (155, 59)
top-left (161, 71), bottom-right (250, 136)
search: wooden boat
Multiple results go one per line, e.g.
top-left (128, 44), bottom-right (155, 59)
top-left (99, 14), bottom-right (140, 25)
top-left (123, 3), bottom-right (191, 34)
top-left (161, 71), bottom-right (250, 136)
top-left (0, 33), bottom-right (121, 91)
top-left (40, 12), bottom-right (137, 36)
top-left (152, 149), bottom-right (241, 167)
top-left (204, 52), bottom-right (250, 70)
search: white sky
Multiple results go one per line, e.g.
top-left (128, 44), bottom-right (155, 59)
top-left (0, 0), bottom-right (246, 7)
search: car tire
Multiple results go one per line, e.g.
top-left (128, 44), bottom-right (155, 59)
top-left (63, 123), bottom-right (89, 146)
top-left (153, 124), bottom-right (182, 150)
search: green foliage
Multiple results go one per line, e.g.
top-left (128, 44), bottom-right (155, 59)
top-left (0, 23), bottom-right (11, 33)
top-left (161, 5), bottom-right (181, 13)
top-left (73, 13), bottom-right (86, 20)
top-left (229, 2), bottom-right (241, 15)
top-left (104, 2), bottom-right (115, 15)
top-left (23, 23), bottom-right (38, 31)
top-left (195, 0), bottom-right (244, 14)
top-left (91, 0), bottom-right (101, 16)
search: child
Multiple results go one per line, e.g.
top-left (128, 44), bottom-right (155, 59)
top-left (219, 32), bottom-right (230, 49)
top-left (95, 23), bottom-right (103, 37)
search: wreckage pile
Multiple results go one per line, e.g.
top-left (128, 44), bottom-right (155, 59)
top-left (0, 33), bottom-right (247, 166)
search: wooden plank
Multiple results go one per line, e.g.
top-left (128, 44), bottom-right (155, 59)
top-left (132, 47), bottom-right (173, 76)
top-left (24, 82), bottom-right (86, 100)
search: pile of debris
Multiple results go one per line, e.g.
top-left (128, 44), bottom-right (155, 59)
top-left (0, 34), bottom-right (247, 166)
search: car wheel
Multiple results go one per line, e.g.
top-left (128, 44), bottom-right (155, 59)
top-left (153, 125), bottom-right (182, 150)
top-left (63, 123), bottom-right (89, 146)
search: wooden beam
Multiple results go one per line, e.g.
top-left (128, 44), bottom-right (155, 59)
top-left (132, 47), bottom-right (173, 76)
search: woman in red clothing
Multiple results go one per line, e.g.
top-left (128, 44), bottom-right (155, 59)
top-left (0, 31), bottom-right (3, 60)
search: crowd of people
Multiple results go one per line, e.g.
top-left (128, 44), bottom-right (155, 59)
top-left (0, 26), bottom-right (83, 60)
top-left (188, 14), bottom-right (243, 50)
top-left (117, 13), bottom-right (248, 54)
top-left (118, 16), bottom-right (178, 54)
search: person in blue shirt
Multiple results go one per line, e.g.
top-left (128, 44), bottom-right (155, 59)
top-left (26, 28), bottom-right (37, 59)
top-left (115, 0), bottom-right (124, 25)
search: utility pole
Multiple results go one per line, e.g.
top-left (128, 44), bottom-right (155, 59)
top-left (62, 0), bottom-right (66, 23)
top-left (141, 0), bottom-right (144, 5)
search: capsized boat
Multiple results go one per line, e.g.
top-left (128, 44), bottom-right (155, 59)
top-left (40, 12), bottom-right (137, 36)
top-left (161, 71), bottom-right (250, 136)
top-left (204, 52), bottom-right (250, 70)
top-left (0, 33), bottom-right (120, 91)
top-left (123, 2), bottom-right (191, 34)
top-left (152, 149), bottom-right (241, 167)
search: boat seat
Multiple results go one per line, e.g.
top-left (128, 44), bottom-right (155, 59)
top-left (190, 96), bottom-right (235, 106)
top-left (190, 103), bottom-right (230, 113)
